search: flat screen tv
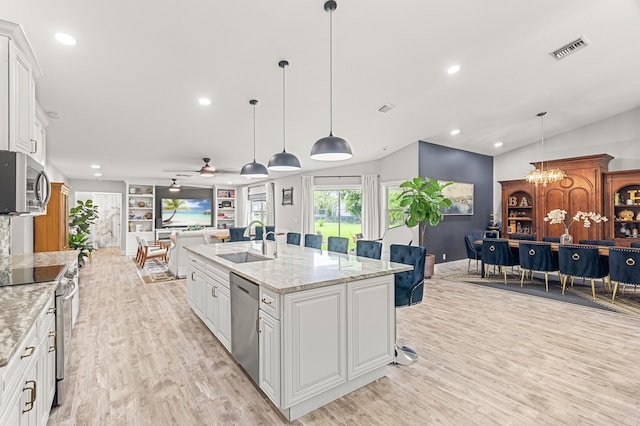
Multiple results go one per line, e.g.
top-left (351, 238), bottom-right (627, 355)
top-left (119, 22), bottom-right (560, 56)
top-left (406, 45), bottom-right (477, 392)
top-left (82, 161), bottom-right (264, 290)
top-left (161, 198), bottom-right (212, 228)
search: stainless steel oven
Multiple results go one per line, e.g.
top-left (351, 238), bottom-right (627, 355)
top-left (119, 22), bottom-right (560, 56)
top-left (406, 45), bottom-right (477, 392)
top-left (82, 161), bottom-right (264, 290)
top-left (53, 265), bottom-right (78, 406)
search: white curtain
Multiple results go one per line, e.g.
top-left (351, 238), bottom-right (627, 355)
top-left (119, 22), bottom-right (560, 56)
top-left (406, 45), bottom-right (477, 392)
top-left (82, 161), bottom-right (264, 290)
top-left (241, 186), bottom-right (250, 227)
top-left (265, 183), bottom-right (275, 226)
top-left (301, 176), bottom-right (315, 235)
top-left (361, 175), bottom-right (380, 240)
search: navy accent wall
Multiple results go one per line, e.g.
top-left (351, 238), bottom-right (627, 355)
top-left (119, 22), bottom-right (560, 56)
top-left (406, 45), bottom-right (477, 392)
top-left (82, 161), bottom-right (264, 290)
top-left (418, 142), bottom-right (493, 264)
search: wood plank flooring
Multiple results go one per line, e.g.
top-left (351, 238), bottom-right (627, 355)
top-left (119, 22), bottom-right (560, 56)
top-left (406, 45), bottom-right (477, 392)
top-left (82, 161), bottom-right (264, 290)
top-left (48, 249), bottom-right (640, 425)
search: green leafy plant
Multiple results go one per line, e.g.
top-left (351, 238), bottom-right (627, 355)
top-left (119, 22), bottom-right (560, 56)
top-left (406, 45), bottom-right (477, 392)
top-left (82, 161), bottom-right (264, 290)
top-left (69, 199), bottom-right (99, 266)
top-left (397, 177), bottom-right (453, 245)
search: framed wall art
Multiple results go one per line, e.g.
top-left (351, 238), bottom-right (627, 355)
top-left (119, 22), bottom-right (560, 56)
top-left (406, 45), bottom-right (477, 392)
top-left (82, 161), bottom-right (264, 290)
top-left (282, 187), bottom-right (293, 205)
top-left (438, 180), bottom-right (474, 215)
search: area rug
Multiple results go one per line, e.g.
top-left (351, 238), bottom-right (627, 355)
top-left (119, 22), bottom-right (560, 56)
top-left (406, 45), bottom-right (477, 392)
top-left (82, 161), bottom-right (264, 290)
top-left (443, 272), bottom-right (640, 318)
top-left (130, 257), bottom-right (183, 284)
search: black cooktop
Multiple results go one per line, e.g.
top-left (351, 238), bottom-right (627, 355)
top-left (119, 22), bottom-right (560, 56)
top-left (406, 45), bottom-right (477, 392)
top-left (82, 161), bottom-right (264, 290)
top-left (2, 264), bottom-right (66, 286)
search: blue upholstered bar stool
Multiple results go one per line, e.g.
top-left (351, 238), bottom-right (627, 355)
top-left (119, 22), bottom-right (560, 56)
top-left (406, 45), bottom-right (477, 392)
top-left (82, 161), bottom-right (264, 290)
top-left (558, 244), bottom-right (609, 300)
top-left (356, 240), bottom-right (382, 260)
top-left (304, 234), bottom-right (322, 249)
top-left (327, 236), bottom-right (348, 254)
top-left (229, 227), bottom-right (249, 242)
top-left (542, 237), bottom-right (560, 243)
top-left (390, 244), bottom-right (427, 365)
top-left (631, 242), bottom-right (640, 248)
top-left (255, 226), bottom-right (276, 241)
top-left (518, 242), bottom-right (559, 291)
top-left (464, 231), bottom-right (483, 272)
top-left (481, 239), bottom-right (519, 284)
top-left (286, 232), bottom-right (301, 245)
top-left (609, 247), bottom-right (640, 302)
top-left (578, 239), bottom-right (615, 246)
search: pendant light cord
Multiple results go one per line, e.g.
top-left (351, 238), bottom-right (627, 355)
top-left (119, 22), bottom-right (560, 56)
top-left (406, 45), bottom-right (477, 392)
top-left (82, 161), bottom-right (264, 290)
top-left (329, 8), bottom-right (333, 135)
top-left (282, 64), bottom-right (286, 151)
top-left (540, 113), bottom-right (545, 173)
top-left (253, 102), bottom-right (257, 162)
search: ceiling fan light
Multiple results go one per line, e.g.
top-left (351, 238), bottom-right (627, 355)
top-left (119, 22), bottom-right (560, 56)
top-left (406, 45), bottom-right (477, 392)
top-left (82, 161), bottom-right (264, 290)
top-left (169, 179), bottom-right (181, 192)
top-left (310, 134), bottom-right (353, 161)
top-left (240, 160), bottom-right (269, 178)
top-left (200, 167), bottom-right (215, 177)
top-left (268, 150), bottom-right (301, 171)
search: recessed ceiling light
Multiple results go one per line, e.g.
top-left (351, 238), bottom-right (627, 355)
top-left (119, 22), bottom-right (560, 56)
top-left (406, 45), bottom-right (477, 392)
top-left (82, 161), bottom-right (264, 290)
top-left (450, 129), bottom-right (460, 136)
top-left (447, 64), bottom-right (460, 75)
top-left (91, 164), bottom-right (101, 169)
top-left (227, 181), bottom-right (233, 185)
top-left (93, 172), bottom-right (102, 177)
top-left (494, 141), bottom-right (504, 148)
top-left (55, 33), bottom-right (77, 46)
top-left (198, 98), bottom-right (211, 106)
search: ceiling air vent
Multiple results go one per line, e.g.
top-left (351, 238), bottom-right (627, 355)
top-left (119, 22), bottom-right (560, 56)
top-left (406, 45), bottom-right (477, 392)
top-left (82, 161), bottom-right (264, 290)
top-left (376, 103), bottom-right (395, 113)
top-left (550, 37), bottom-right (589, 60)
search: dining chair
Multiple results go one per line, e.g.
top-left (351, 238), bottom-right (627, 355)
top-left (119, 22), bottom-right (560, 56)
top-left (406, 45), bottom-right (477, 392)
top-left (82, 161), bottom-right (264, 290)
top-left (542, 236), bottom-right (560, 243)
top-left (356, 240), bottom-right (382, 260)
top-left (390, 244), bottom-right (427, 365)
top-left (286, 232), bottom-right (301, 245)
top-left (518, 241), bottom-right (559, 292)
top-left (609, 247), bottom-right (640, 302)
top-left (481, 238), bottom-right (519, 284)
top-left (327, 236), bottom-right (349, 254)
top-left (229, 227), bottom-right (250, 242)
top-left (631, 242), bottom-right (640, 248)
top-left (578, 239), bottom-right (616, 246)
top-left (255, 226), bottom-right (276, 241)
top-left (558, 244), bottom-right (609, 300)
top-left (304, 234), bottom-right (323, 249)
top-left (464, 231), bottom-right (483, 272)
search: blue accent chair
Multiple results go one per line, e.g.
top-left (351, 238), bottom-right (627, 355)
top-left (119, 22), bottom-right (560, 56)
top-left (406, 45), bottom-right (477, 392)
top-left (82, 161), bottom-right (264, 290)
top-left (327, 236), bottom-right (348, 254)
top-left (558, 244), bottom-right (609, 300)
top-left (542, 237), bottom-right (560, 243)
top-left (481, 239), bottom-right (519, 284)
top-left (578, 239), bottom-right (615, 246)
top-left (304, 234), bottom-right (323, 249)
top-left (286, 232), bottom-right (301, 245)
top-left (390, 244), bottom-right (427, 365)
top-left (518, 242), bottom-right (559, 291)
top-left (464, 231), bottom-right (483, 272)
top-left (229, 227), bottom-right (249, 242)
top-left (356, 240), bottom-right (382, 260)
top-left (510, 235), bottom-right (536, 241)
top-left (631, 242), bottom-right (640, 248)
top-left (255, 226), bottom-right (276, 241)
top-left (609, 247), bottom-right (640, 302)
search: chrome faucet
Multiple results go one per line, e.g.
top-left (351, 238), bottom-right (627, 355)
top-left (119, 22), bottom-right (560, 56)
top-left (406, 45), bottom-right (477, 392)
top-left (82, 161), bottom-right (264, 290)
top-left (244, 220), bottom-right (269, 255)
top-left (265, 231), bottom-right (278, 258)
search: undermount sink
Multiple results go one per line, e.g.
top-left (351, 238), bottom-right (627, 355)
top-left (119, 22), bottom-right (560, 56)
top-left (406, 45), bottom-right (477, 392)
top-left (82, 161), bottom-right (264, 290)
top-left (218, 252), bottom-right (273, 264)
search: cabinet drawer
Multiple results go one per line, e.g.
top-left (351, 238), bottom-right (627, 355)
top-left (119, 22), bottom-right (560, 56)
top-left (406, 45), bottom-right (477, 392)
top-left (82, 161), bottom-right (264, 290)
top-left (189, 255), bottom-right (206, 272)
top-left (37, 295), bottom-right (56, 339)
top-left (259, 287), bottom-right (280, 319)
top-left (206, 263), bottom-right (230, 289)
top-left (2, 322), bottom-right (37, 405)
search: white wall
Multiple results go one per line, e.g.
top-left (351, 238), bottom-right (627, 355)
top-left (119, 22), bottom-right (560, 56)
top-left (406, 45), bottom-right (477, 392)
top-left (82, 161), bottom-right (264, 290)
top-left (493, 106), bottom-right (640, 221)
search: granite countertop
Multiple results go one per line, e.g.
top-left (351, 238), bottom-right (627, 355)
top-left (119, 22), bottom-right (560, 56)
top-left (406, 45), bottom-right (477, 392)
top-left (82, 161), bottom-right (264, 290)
top-left (0, 251), bottom-right (77, 367)
top-left (186, 241), bottom-right (412, 294)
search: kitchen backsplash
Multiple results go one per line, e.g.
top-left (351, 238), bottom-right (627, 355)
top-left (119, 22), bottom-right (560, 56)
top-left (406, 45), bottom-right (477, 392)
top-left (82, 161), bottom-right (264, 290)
top-left (0, 216), bottom-right (10, 283)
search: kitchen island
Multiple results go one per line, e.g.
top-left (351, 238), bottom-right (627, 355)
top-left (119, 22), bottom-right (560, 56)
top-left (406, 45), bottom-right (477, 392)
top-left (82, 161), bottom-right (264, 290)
top-left (185, 241), bottom-right (412, 421)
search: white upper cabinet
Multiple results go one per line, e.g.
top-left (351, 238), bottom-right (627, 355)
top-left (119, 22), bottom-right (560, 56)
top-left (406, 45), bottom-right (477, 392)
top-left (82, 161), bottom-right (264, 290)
top-left (33, 103), bottom-right (48, 166)
top-left (0, 19), bottom-right (43, 159)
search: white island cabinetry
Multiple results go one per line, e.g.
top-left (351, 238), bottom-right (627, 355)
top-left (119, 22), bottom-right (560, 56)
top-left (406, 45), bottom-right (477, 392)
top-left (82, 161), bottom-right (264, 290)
top-left (185, 242), bottom-right (409, 421)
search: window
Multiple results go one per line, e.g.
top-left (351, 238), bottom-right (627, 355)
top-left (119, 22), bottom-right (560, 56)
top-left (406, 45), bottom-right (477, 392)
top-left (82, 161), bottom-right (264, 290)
top-left (313, 188), bottom-right (361, 249)
top-left (385, 184), bottom-right (405, 230)
top-left (251, 199), bottom-right (267, 224)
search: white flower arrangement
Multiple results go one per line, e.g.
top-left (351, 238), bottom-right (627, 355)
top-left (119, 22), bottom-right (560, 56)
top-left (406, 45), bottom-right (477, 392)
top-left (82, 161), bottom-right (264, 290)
top-left (543, 209), bottom-right (608, 230)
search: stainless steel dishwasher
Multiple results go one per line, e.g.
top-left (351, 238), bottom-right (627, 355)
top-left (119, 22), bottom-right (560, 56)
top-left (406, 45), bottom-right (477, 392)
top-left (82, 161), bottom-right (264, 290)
top-left (230, 272), bottom-right (259, 384)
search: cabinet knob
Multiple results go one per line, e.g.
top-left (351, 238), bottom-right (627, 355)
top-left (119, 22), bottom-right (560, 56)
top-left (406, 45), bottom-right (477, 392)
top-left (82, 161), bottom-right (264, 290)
top-left (261, 298), bottom-right (272, 305)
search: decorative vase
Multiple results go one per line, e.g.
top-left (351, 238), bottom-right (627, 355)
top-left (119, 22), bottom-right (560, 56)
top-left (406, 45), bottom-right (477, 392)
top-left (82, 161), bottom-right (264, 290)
top-left (560, 227), bottom-right (573, 245)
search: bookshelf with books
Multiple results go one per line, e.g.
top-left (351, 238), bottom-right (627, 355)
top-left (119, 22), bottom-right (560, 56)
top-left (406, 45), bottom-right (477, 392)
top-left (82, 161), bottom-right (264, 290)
top-left (215, 188), bottom-right (236, 229)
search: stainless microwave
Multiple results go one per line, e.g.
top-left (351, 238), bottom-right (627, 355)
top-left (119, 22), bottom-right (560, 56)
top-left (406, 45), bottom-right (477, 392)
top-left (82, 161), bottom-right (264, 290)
top-left (0, 150), bottom-right (51, 215)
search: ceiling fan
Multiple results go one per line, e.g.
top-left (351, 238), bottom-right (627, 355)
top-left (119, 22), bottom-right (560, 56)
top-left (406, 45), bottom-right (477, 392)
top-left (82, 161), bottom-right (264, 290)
top-left (162, 158), bottom-right (236, 177)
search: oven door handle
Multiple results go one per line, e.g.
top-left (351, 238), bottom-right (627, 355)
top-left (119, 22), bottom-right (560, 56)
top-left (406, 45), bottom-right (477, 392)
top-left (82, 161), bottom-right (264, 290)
top-left (64, 279), bottom-right (78, 301)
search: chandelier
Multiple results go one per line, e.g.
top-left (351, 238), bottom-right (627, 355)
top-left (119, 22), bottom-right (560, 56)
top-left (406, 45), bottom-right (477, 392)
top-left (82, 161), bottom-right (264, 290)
top-left (524, 111), bottom-right (565, 186)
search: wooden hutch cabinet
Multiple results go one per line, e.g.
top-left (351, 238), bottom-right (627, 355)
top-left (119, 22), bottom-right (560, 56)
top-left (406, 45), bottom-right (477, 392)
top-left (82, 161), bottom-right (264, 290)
top-left (533, 154), bottom-right (611, 243)
top-left (603, 169), bottom-right (640, 247)
top-left (499, 179), bottom-right (536, 239)
top-left (34, 182), bottom-right (70, 252)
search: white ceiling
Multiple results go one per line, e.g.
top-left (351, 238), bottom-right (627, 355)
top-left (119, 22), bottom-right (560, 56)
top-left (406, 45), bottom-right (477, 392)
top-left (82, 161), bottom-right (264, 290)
top-left (4, 0), bottom-right (640, 186)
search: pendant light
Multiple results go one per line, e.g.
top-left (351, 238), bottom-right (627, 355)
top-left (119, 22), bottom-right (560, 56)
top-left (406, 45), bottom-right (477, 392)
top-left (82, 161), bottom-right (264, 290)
top-left (241, 99), bottom-right (269, 178)
top-left (268, 60), bottom-right (301, 171)
top-left (524, 112), bottom-right (566, 186)
top-left (168, 178), bottom-right (181, 192)
top-left (310, 0), bottom-right (353, 161)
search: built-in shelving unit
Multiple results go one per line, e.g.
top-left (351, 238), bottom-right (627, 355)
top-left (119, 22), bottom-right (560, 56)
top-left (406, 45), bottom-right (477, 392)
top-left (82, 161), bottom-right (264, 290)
top-left (499, 180), bottom-right (536, 239)
top-left (126, 183), bottom-right (155, 255)
top-left (215, 188), bottom-right (236, 229)
top-left (604, 170), bottom-right (640, 246)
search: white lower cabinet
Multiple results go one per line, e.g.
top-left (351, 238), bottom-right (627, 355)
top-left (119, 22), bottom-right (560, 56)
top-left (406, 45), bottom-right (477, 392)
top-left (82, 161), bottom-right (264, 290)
top-left (215, 285), bottom-right (231, 350)
top-left (258, 310), bottom-right (280, 406)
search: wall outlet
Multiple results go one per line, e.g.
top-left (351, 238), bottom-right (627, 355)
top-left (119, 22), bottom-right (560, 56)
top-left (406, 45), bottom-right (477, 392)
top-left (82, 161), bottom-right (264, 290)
top-left (442, 253), bottom-right (446, 260)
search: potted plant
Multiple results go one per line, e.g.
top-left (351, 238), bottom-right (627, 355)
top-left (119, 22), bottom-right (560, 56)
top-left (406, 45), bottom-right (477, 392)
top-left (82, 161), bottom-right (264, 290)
top-left (69, 199), bottom-right (99, 266)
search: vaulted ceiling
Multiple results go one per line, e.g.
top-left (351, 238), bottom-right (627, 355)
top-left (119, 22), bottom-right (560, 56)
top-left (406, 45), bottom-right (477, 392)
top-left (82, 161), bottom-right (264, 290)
top-left (4, 0), bottom-right (640, 185)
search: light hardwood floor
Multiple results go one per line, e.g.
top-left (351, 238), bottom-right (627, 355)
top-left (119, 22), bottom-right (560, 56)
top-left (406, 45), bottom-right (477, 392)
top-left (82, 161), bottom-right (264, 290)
top-left (48, 249), bottom-right (640, 425)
